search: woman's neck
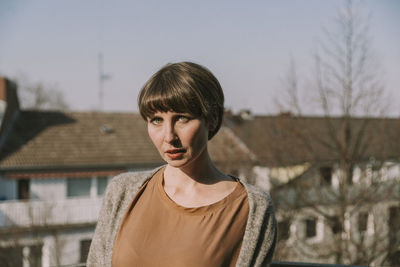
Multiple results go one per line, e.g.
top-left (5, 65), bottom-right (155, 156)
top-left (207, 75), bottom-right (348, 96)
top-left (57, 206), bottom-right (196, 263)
top-left (164, 149), bottom-right (231, 189)
top-left (162, 151), bottom-right (237, 207)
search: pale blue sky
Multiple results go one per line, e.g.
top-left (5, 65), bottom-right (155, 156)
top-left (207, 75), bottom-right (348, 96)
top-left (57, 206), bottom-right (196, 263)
top-left (0, 0), bottom-right (399, 115)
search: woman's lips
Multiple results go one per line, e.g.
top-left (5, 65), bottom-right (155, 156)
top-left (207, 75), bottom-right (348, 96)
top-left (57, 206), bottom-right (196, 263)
top-left (165, 149), bottom-right (186, 159)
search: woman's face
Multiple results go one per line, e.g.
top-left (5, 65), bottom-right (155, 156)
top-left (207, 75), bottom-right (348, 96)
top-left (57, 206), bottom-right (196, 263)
top-left (147, 111), bottom-right (209, 169)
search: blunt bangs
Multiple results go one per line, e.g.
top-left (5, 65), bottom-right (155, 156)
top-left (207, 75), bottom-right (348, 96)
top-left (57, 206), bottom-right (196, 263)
top-left (139, 80), bottom-right (204, 120)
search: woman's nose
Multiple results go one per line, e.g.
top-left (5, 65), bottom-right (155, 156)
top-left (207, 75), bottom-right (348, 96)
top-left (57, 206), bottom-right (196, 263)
top-left (163, 123), bottom-right (177, 143)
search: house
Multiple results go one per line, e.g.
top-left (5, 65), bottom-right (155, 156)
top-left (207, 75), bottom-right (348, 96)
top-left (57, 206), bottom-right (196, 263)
top-left (0, 77), bottom-right (253, 266)
top-left (1, 74), bottom-right (398, 266)
top-left (224, 111), bottom-right (400, 266)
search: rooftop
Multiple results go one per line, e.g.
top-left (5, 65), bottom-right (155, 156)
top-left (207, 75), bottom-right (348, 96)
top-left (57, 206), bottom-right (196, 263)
top-left (0, 110), bottom-right (253, 173)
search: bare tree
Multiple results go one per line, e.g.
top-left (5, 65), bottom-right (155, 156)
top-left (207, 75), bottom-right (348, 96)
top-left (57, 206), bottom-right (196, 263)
top-left (13, 73), bottom-right (69, 111)
top-left (273, 1), bottom-right (399, 266)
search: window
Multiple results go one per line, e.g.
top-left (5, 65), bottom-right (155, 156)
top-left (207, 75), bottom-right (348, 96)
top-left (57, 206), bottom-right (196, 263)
top-left (0, 246), bottom-right (23, 267)
top-left (80, 239), bottom-right (92, 263)
top-left (0, 245), bottom-right (42, 267)
top-left (278, 220), bottom-right (290, 240)
top-left (97, 177), bottom-right (108, 196)
top-left (389, 206), bottom-right (400, 232)
top-left (358, 212), bottom-right (368, 232)
top-left (319, 167), bottom-right (332, 185)
top-left (305, 218), bottom-right (316, 238)
top-left (346, 166), bottom-right (354, 184)
top-left (67, 178), bottom-right (91, 197)
top-left (331, 216), bottom-right (342, 234)
top-left (17, 179), bottom-right (30, 200)
top-left (28, 245), bottom-right (42, 267)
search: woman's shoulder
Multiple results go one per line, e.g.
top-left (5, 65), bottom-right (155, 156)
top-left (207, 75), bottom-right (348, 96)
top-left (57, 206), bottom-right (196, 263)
top-left (109, 169), bottom-right (153, 187)
top-left (240, 180), bottom-right (274, 209)
top-left (104, 166), bottom-right (163, 200)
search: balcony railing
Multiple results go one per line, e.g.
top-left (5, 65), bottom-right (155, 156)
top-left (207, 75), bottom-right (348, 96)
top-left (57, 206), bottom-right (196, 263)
top-left (0, 197), bottom-right (102, 228)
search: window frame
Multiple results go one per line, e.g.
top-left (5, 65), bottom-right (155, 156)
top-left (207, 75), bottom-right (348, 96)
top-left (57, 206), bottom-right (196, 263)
top-left (66, 177), bottom-right (92, 198)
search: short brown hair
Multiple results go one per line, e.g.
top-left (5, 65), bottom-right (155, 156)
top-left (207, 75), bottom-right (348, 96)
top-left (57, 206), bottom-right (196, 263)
top-left (138, 62), bottom-right (224, 139)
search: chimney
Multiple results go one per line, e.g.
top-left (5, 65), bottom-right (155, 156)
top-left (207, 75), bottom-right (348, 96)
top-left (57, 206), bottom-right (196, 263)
top-left (278, 111), bottom-right (292, 117)
top-left (0, 77), bottom-right (20, 148)
top-left (0, 79), bottom-right (6, 121)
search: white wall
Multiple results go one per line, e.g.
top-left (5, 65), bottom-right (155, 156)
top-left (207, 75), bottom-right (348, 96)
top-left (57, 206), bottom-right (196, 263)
top-left (253, 166), bottom-right (271, 191)
top-left (30, 178), bottom-right (66, 200)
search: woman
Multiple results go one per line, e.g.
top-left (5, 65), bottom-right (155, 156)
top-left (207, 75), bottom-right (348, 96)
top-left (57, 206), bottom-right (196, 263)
top-left (87, 62), bottom-right (276, 267)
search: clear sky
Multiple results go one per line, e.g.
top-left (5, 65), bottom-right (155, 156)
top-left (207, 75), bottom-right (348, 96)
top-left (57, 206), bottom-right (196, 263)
top-left (0, 0), bottom-right (399, 115)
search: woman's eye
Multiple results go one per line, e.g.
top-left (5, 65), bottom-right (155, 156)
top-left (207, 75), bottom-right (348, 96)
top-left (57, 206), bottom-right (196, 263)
top-left (177, 116), bottom-right (190, 123)
top-left (150, 117), bottom-right (162, 125)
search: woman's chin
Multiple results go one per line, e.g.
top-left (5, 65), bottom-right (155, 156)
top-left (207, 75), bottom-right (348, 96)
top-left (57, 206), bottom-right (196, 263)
top-left (166, 160), bottom-right (186, 168)
top-left (163, 156), bottom-right (185, 167)
top-left (164, 155), bottom-right (198, 170)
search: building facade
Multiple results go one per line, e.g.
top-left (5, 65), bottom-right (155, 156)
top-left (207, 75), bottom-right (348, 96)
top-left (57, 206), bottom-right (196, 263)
top-left (0, 78), bottom-right (253, 266)
top-left (1, 78), bottom-right (399, 266)
top-left (225, 112), bottom-right (400, 266)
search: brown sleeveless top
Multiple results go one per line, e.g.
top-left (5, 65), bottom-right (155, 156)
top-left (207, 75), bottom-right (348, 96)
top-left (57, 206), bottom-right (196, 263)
top-left (112, 168), bottom-right (249, 267)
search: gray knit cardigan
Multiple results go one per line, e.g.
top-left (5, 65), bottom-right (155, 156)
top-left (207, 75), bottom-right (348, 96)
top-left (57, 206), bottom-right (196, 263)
top-left (87, 167), bottom-right (277, 267)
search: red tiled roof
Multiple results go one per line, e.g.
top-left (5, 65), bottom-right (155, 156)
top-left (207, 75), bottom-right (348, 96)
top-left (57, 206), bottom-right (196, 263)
top-left (0, 111), bottom-right (253, 173)
top-left (225, 114), bottom-right (400, 166)
top-left (3, 110), bottom-right (397, 174)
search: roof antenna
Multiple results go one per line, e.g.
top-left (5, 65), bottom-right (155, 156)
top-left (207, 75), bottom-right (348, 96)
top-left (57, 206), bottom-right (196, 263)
top-left (98, 52), bottom-right (112, 110)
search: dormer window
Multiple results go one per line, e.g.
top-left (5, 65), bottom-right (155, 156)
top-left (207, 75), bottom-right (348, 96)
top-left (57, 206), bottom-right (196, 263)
top-left (99, 124), bottom-right (114, 134)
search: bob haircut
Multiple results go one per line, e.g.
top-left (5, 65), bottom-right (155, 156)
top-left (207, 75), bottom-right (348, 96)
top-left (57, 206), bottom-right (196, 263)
top-left (138, 62), bottom-right (224, 140)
